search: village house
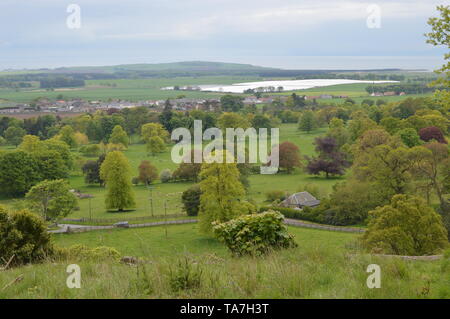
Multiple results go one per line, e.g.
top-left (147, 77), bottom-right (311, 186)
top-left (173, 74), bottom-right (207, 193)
top-left (279, 192), bottom-right (321, 209)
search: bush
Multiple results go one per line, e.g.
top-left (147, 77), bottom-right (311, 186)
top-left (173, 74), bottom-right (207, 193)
top-left (265, 190), bottom-right (286, 202)
top-left (213, 211), bottom-right (297, 256)
top-left (168, 256), bottom-right (203, 292)
top-left (160, 169), bottom-right (172, 183)
top-left (54, 244), bottom-right (120, 262)
top-left (79, 144), bottom-right (101, 157)
top-left (0, 206), bottom-right (53, 265)
top-left (362, 195), bottom-right (449, 256)
top-left (259, 205), bottom-right (323, 224)
top-left (181, 185), bottom-right (201, 216)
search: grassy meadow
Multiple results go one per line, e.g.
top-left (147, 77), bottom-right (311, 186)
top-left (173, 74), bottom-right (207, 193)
top-left (1, 222), bottom-right (448, 299)
top-left (0, 123), bottom-right (340, 221)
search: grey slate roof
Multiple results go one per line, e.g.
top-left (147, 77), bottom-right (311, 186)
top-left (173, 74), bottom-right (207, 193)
top-left (280, 192), bottom-right (321, 208)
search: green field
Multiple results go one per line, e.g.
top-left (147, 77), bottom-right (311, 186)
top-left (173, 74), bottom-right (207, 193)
top-left (0, 76), bottom-right (261, 103)
top-left (53, 223), bottom-right (356, 258)
top-left (0, 123), bottom-right (339, 221)
top-left (0, 75), bottom-right (433, 105)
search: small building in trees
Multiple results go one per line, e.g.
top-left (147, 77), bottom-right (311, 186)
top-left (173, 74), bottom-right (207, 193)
top-left (280, 192), bottom-right (320, 209)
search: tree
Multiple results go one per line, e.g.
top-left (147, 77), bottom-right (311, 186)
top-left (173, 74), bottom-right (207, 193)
top-left (251, 114), bottom-right (272, 130)
top-left (278, 141), bottom-right (302, 173)
top-left (172, 150), bottom-right (202, 182)
top-left (138, 160), bottom-right (158, 185)
top-left (141, 123), bottom-right (169, 143)
top-left (74, 131), bottom-right (89, 146)
top-left (100, 151), bottom-right (136, 211)
top-left (326, 118), bottom-right (350, 148)
top-left (426, 5), bottom-right (450, 88)
top-left (220, 95), bottom-right (244, 112)
top-left (181, 185), bottom-right (202, 216)
top-left (419, 126), bottom-right (447, 144)
top-left (362, 195), bottom-right (448, 256)
top-left (359, 144), bottom-right (421, 194)
top-left (4, 126), bottom-right (26, 146)
top-left (306, 137), bottom-right (350, 178)
top-left (25, 179), bottom-right (78, 221)
top-left (109, 125), bottom-right (129, 148)
top-left (18, 135), bottom-right (41, 153)
top-left (0, 151), bottom-right (40, 196)
top-left (411, 142), bottom-right (449, 208)
top-left (298, 111), bottom-right (317, 133)
top-left (198, 152), bottom-right (249, 234)
top-left (217, 112), bottom-right (250, 131)
top-left (82, 154), bottom-right (105, 185)
top-left (147, 135), bottom-right (166, 155)
top-left (58, 125), bottom-right (77, 148)
top-left (397, 128), bottom-right (421, 147)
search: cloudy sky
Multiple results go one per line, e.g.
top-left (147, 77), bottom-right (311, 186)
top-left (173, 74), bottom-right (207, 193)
top-left (0, 0), bottom-right (447, 70)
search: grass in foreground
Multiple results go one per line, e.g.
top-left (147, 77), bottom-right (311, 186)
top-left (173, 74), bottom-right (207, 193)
top-left (1, 224), bottom-right (448, 299)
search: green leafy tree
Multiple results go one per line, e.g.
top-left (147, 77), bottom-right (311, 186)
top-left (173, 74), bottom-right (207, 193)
top-left (109, 125), bottom-right (129, 148)
top-left (397, 128), bottom-right (421, 147)
top-left (147, 135), bottom-right (166, 155)
top-left (58, 125), bottom-right (78, 148)
top-left (198, 152), bottom-right (249, 233)
top-left (0, 151), bottom-right (41, 196)
top-left (25, 179), bottom-right (78, 221)
top-left (298, 111), bottom-right (317, 133)
top-left (100, 151), bottom-right (136, 211)
top-left (426, 5), bottom-right (450, 87)
top-left (4, 126), bottom-right (26, 146)
top-left (220, 95), bottom-right (244, 112)
top-left (362, 195), bottom-right (448, 256)
top-left (141, 123), bottom-right (169, 143)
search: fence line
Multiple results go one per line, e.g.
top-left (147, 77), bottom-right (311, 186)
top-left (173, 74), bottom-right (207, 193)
top-left (62, 213), bottom-right (187, 224)
top-left (284, 218), bottom-right (365, 233)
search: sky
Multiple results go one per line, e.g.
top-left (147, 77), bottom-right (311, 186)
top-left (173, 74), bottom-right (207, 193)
top-left (0, 0), bottom-right (448, 70)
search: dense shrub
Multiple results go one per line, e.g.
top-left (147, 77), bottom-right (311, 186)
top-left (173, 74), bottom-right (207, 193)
top-left (213, 211), bottom-right (297, 256)
top-left (181, 185), bottom-right (201, 216)
top-left (160, 169), bottom-right (173, 183)
top-left (259, 206), bottom-right (324, 224)
top-left (0, 206), bottom-right (53, 265)
top-left (79, 144), bottom-right (101, 157)
top-left (362, 195), bottom-right (449, 256)
top-left (265, 190), bottom-right (286, 202)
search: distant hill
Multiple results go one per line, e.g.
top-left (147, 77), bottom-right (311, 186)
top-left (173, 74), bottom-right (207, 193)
top-left (48, 61), bottom-right (276, 74)
top-left (0, 61), bottom-right (410, 83)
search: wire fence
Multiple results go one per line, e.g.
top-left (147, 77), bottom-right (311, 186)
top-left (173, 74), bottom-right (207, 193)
top-left (62, 213), bottom-right (187, 224)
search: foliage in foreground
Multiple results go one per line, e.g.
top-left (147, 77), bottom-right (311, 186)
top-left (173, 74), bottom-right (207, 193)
top-left (0, 206), bottom-right (53, 266)
top-left (213, 211), bottom-right (297, 256)
top-left (1, 247), bottom-right (449, 299)
top-left (362, 195), bottom-right (449, 256)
